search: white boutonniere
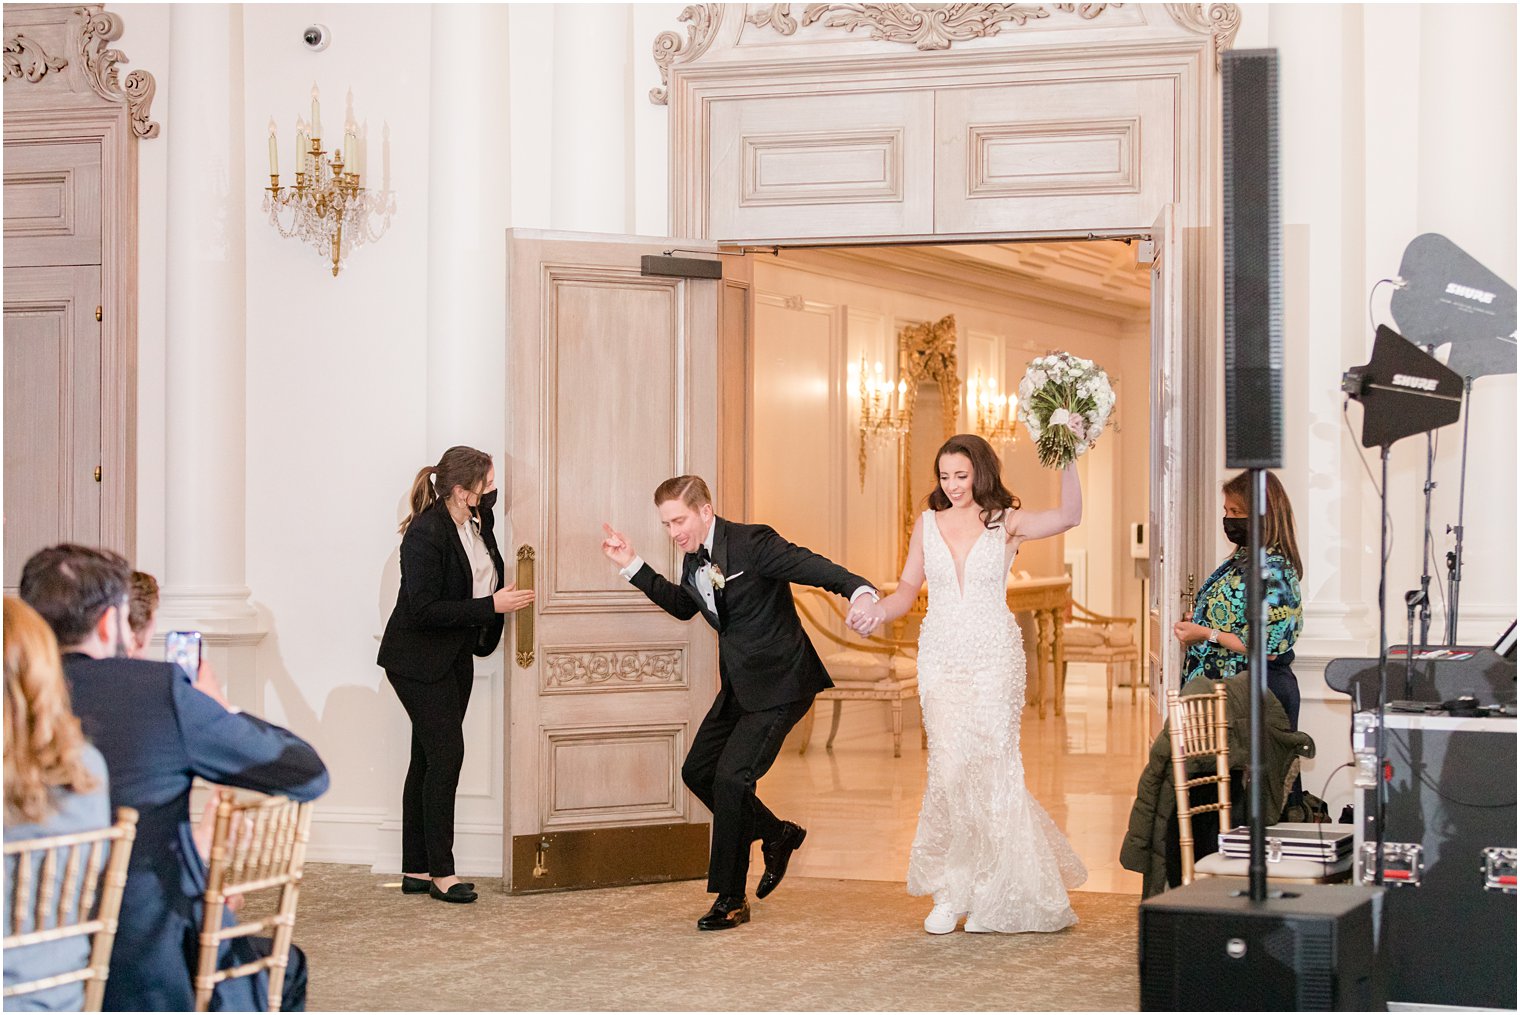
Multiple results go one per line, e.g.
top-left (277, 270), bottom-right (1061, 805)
top-left (709, 568), bottom-right (743, 590)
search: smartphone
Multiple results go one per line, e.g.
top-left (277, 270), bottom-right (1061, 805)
top-left (165, 630), bottom-right (202, 683)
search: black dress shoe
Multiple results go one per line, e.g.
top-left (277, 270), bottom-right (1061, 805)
top-left (402, 876), bottom-right (475, 894)
top-left (756, 821), bottom-right (807, 899)
top-left (429, 882), bottom-right (478, 904)
top-left (696, 895), bottom-right (750, 931)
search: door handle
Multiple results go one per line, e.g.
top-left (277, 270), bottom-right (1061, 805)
top-left (515, 545), bottom-right (536, 667)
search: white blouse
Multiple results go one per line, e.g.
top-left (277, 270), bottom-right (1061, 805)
top-left (457, 518), bottom-right (499, 599)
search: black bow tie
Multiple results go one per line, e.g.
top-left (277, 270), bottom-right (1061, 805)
top-left (693, 545), bottom-right (712, 566)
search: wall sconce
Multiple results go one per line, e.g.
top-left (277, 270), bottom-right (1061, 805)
top-left (855, 355), bottom-right (908, 489)
top-left (263, 87), bottom-right (387, 277)
top-left (969, 369), bottom-right (1017, 452)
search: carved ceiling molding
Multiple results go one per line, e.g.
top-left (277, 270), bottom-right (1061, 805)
top-left (1163, 4), bottom-right (1241, 68)
top-left (4, 33), bottom-right (68, 83)
top-left (653, 4), bottom-right (1241, 104)
top-left (650, 4), bottom-right (723, 106)
top-left (76, 7), bottom-right (159, 138)
top-left (5, 6), bottom-right (160, 137)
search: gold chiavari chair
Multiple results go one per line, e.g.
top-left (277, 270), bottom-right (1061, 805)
top-left (1167, 683), bottom-right (1232, 885)
top-left (193, 792), bottom-right (314, 1013)
top-left (3, 807), bottom-right (139, 1011)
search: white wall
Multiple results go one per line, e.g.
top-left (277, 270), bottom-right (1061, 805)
top-left (115, 3), bottom-right (1514, 867)
top-left (1236, 3), bottom-right (1516, 814)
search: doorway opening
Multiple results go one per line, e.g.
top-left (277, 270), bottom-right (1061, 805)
top-left (746, 239), bottom-right (1154, 895)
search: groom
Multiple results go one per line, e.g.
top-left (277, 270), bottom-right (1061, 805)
top-left (602, 475), bottom-right (878, 930)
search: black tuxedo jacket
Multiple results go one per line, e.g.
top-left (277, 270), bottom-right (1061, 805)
top-left (378, 499), bottom-right (507, 681)
top-left (629, 517), bottom-right (871, 712)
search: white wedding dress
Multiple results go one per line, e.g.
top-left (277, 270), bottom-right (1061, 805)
top-left (907, 510), bottom-right (1088, 932)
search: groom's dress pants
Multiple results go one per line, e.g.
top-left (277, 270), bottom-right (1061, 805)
top-left (682, 687), bottom-right (814, 896)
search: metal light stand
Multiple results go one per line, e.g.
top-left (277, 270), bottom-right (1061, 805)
top-left (1443, 377), bottom-right (1474, 646)
top-left (1246, 467), bottom-right (1269, 901)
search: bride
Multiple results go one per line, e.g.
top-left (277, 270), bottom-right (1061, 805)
top-left (849, 434), bottom-right (1087, 934)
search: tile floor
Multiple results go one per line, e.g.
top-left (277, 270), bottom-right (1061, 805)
top-left (760, 661), bottom-right (1157, 894)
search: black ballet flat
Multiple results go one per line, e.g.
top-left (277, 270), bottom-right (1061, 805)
top-left (402, 875), bottom-right (474, 894)
top-left (429, 882), bottom-right (478, 904)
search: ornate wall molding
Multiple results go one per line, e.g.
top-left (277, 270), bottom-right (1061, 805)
top-left (3, 6), bottom-right (159, 138)
top-left (4, 33), bottom-right (67, 82)
top-left (76, 7), bottom-right (159, 138)
top-left (1164, 4), bottom-right (1241, 68)
top-left (650, 4), bottom-right (723, 106)
top-left (794, 3), bottom-right (1052, 51)
top-left (543, 646), bottom-right (687, 692)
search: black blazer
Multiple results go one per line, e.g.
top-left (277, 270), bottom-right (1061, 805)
top-left (63, 655), bottom-right (328, 1011)
top-left (378, 498), bottom-right (507, 682)
top-left (629, 517), bottom-right (872, 712)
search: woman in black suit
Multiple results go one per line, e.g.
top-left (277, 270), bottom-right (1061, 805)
top-left (378, 445), bottom-right (533, 903)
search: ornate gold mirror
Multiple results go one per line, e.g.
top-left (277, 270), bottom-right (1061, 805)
top-left (897, 314), bottom-right (960, 565)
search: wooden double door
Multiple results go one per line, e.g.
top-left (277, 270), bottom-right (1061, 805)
top-left (501, 231), bottom-right (751, 891)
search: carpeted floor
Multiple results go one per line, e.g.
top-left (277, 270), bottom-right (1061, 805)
top-left (292, 864), bottom-right (1141, 1011)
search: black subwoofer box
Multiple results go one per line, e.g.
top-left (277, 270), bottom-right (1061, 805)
top-left (1139, 878), bottom-right (1384, 1011)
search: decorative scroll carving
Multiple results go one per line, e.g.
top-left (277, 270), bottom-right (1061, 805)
top-left (4, 34), bottom-right (68, 82)
top-left (747, 4), bottom-right (800, 35)
top-left (1164, 4), bottom-right (1241, 67)
top-left (897, 314), bottom-right (961, 558)
top-left (544, 648), bottom-right (686, 691)
top-left (799, 4), bottom-right (1050, 51)
top-left (650, 3), bottom-right (723, 105)
top-left (75, 7), bottom-right (159, 138)
top-left (1051, 3), bottom-right (1116, 16)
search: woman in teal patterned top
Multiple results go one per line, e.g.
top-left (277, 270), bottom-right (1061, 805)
top-left (1172, 471), bottom-right (1304, 729)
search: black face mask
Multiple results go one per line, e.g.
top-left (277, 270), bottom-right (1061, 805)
top-left (477, 489), bottom-right (498, 512)
top-left (1223, 516), bottom-right (1249, 547)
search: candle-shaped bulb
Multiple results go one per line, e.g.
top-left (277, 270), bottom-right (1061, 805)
top-left (344, 130), bottom-right (356, 171)
top-left (874, 361), bottom-right (884, 377)
top-left (310, 86), bottom-right (321, 139)
top-left (267, 119), bottom-right (278, 175)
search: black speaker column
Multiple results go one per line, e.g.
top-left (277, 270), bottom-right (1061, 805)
top-left (1223, 48), bottom-right (1283, 470)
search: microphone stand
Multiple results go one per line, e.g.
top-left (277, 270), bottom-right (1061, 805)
top-left (1443, 376), bottom-right (1474, 646)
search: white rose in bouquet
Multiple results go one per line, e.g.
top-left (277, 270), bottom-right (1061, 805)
top-left (1016, 351), bottom-right (1116, 469)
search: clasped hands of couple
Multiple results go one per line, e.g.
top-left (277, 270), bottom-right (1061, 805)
top-left (600, 522), bottom-right (889, 641)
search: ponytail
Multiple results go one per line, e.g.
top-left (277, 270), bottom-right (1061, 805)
top-left (397, 447), bottom-right (493, 535)
top-left (398, 466), bottom-right (438, 534)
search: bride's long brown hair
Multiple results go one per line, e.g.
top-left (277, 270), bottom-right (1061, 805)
top-left (927, 434), bottom-right (1021, 529)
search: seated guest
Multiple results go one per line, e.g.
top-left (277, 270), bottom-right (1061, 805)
top-left (3, 597), bottom-right (112, 1012)
top-left (126, 570), bottom-right (160, 658)
top-left (20, 545), bottom-right (330, 1012)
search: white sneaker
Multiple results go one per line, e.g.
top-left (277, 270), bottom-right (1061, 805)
top-left (963, 914), bottom-right (996, 933)
top-left (924, 903), bottom-right (964, 934)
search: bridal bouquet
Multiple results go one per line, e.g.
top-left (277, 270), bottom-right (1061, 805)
top-left (1016, 352), bottom-right (1115, 469)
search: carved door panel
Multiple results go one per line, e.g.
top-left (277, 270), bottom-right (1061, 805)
top-left (3, 139), bottom-right (103, 268)
top-left (1147, 203), bottom-right (1202, 710)
top-left (504, 230), bottom-right (723, 892)
top-left (3, 265), bottom-right (103, 590)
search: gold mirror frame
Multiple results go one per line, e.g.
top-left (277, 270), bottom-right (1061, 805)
top-left (897, 314), bottom-right (961, 566)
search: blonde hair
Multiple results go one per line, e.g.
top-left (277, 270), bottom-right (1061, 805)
top-left (4, 597), bottom-right (99, 823)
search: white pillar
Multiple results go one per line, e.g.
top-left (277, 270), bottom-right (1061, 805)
top-left (159, 5), bottom-right (263, 651)
top-left (550, 4), bottom-right (630, 232)
top-left (426, 3), bottom-right (511, 454)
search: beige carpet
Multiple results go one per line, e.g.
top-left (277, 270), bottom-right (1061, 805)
top-left (292, 864), bottom-right (1140, 1011)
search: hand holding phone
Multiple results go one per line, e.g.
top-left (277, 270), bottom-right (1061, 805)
top-left (165, 631), bottom-right (202, 683)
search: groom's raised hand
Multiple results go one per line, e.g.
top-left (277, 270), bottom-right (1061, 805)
top-left (601, 522), bottom-right (636, 568)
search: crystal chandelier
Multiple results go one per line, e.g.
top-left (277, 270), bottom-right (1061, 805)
top-left (855, 355), bottom-right (908, 488)
top-left (262, 89), bottom-right (390, 277)
top-left (969, 369), bottom-right (1018, 452)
